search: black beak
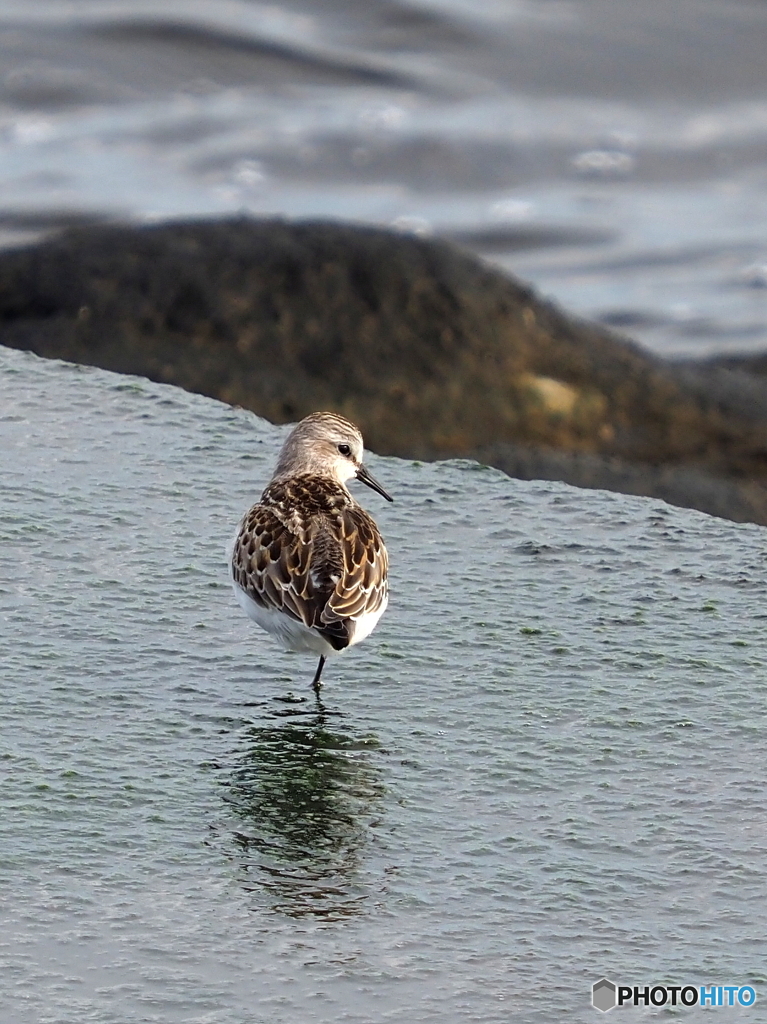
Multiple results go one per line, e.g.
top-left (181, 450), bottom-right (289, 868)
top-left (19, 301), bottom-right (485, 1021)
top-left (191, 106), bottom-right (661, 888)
top-left (356, 463), bottom-right (394, 502)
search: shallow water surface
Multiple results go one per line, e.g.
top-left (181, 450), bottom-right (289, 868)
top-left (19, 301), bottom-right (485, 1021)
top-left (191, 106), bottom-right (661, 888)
top-left (1, 346), bottom-right (767, 1022)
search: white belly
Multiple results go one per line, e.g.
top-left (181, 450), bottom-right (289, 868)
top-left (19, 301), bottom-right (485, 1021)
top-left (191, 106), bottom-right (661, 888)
top-left (232, 582), bottom-right (335, 655)
top-left (346, 596), bottom-right (388, 647)
top-left (231, 581), bottom-right (387, 655)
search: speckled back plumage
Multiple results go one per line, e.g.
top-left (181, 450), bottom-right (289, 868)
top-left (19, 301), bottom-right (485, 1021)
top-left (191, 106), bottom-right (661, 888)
top-left (231, 473), bottom-right (389, 651)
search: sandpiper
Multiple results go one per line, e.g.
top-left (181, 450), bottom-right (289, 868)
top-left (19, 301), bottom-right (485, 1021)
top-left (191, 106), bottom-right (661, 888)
top-left (230, 412), bottom-right (392, 691)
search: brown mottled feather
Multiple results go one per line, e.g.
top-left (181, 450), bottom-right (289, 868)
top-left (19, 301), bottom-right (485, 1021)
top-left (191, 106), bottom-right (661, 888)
top-left (231, 474), bottom-right (388, 650)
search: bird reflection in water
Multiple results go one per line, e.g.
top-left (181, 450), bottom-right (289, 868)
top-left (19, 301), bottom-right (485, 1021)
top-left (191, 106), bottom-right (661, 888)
top-left (221, 693), bottom-right (384, 919)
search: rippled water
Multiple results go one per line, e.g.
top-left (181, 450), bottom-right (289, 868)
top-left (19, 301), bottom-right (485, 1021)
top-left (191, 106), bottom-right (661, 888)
top-left (0, 1), bottom-right (766, 356)
top-left (2, 344), bottom-right (767, 1021)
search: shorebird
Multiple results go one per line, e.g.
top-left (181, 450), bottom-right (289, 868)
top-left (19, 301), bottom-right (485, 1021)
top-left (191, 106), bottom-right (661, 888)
top-left (230, 412), bottom-right (392, 691)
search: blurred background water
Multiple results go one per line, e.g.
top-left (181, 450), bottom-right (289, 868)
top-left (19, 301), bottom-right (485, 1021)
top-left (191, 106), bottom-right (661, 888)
top-left (0, 0), bottom-right (766, 357)
top-left (2, 346), bottom-right (767, 1022)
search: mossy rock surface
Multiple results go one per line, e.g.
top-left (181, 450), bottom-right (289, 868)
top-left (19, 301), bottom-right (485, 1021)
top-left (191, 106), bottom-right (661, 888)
top-left (2, 217), bottom-right (767, 522)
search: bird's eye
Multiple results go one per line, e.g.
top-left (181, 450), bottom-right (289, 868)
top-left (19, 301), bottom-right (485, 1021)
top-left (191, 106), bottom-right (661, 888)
top-left (337, 443), bottom-right (352, 457)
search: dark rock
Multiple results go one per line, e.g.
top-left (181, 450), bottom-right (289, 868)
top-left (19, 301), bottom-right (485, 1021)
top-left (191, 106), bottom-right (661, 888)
top-left (477, 443), bottom-right (767, 525)
top-left (1, 216), bottom-right (767, 523)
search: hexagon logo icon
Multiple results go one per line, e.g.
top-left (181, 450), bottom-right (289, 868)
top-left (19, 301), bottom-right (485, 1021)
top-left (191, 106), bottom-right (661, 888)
top-left (592, 978), bottom-right (617, 1012)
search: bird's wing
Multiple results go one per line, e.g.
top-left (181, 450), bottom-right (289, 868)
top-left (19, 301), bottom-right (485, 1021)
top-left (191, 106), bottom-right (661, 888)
top-left (231, 504), bottom-right (340, 632)
top-left (321, 505), bottom-right (389, 626)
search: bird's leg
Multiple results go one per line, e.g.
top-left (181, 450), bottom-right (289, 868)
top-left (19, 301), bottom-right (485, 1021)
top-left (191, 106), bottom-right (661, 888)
top-left (311, 655), bottom-right (326, 693)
